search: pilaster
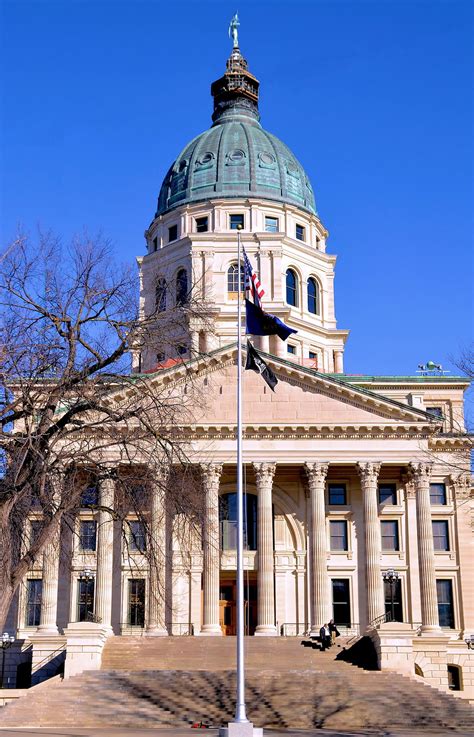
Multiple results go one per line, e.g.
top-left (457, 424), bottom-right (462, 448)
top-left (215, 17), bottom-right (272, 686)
top-left (451, 474), bottom-right (473, 636)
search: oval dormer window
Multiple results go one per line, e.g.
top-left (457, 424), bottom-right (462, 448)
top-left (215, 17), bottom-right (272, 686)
top-left (227, 149), bottom-right (246, 165)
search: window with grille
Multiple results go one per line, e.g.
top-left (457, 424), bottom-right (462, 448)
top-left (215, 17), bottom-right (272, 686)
top-left (430, 483), bottom-right (447, 505)
top-left (79, 520), bottom-right (97, 552)
top-left (77, 579), bottom-right (95, 622)
top-left (286, 269), bottom-right (298, 306)
top-left (195, 216), bottom-right (209, 233)
top-left (264, 216), bottom-right (279, 233)
top-left (80, 486), bottom-right (99, 507)
top-left (229, 214), bottom-right (244, 230)
top-left (227, 263), bottom-right (245, 295)
top-left (176, 269), bottom-right (188, 306)
top-left (437, 579), bottom-right (455, 628)
top-left (330, 520), bottom-right (348, 551)
top-left (432, 520), bottom-right (450, 551)
top-left (26, 579), bottom-right (42, 627)
top-left (155, 278), bottom-right (167, 312)
top-left (332, 579), bottom-right (351, 626)
top-left (295, 224), bottom-right (305, 241)
top-left (328, 484), bottom-right (347, 505)
top-left (378, 484), bottom-right (397, 505)
top-left (307, 277), bottom-right (320, 315)
top-left (129, 520), bottom-right (146, 552)
top-left (128, 579), bottom-right (145, 627)
top-left (381, 520), bottom-right (399, 551)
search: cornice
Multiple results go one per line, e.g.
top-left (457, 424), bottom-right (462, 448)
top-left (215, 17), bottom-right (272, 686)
top-left (185, 423), bottom-right (437, 440)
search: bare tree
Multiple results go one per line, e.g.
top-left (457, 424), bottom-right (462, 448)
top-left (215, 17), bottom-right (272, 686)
top-left (0, 231), bottom-right (208, 630)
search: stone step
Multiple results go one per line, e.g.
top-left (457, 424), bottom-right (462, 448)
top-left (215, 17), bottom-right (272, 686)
top-left (2, 667), bottom-right (473, 730)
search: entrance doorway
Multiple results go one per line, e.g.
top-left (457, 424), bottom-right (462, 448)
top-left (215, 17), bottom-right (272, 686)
top-left (219, 575), bottom-right (257, 635)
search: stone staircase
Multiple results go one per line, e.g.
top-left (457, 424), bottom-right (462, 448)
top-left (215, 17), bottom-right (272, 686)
top-left (2, 637), bottom-right (473, 731)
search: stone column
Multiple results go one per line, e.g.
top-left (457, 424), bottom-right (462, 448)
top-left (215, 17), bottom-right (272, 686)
top-left (37, 474), bottom-right (63, 633)
top-left (357, 462), bottom-right (385, 626)
top-left (409, 463), bottom-right (440, 632)
top-left (95, 477), bottom-right (115, 633)
top-left (304, 462), bottom-right (331, 635)
top-left (451, 474), bottom-right (473, 637)
top-left (254, 462), bottom-right (278, 635)
top-left (200, 463), bottom-right (223, 635)
top-left (334, 350), bottom-right (344, 374)
top-left (146, 465), bottom-right (169, 636)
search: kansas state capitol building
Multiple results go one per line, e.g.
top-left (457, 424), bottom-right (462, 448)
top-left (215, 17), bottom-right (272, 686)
top-left (5, 30), bottom-right (473, 698)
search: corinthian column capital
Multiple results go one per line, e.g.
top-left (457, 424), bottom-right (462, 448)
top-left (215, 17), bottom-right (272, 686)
top-left (200, 463), bottom-right (223, 491)
top-left (253, 462), bottom-right (276, 488)
top-left (450, 473), bottom-right (471, 499)
top-left (304, 462), bottom-right (329, 487)
top-left (356, 462), bottom-right (381, 483)
top-left (408, 462), bottom-right (433, 484)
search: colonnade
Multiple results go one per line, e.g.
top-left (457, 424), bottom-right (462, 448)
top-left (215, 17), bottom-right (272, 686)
top-left (32, 461), bottom-right (456, 636)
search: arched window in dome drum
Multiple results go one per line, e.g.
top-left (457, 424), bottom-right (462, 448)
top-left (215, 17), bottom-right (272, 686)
top-left (286, 269), bottom-right (298, 307)
top-left (176, 269), bottom-right (188, 306)
top-left (307, 277), bottom-right (320, 315)
top-left (227, 263), bottom-right (244, 295)
top-left (155, 278), bottom-right (167, 313)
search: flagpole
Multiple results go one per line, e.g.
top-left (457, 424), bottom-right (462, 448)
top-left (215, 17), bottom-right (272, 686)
top-left (235, 224), bottom-right (247, 724)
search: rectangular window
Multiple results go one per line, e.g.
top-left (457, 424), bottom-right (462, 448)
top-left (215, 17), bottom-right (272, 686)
top-left (287, 344), bottom-right (296, 355)
top-left (129, 520), bottom-right (146, 552)
top-left (229, 214), bottom-right (244, 230)
top-left (264, 216), bottom-right (279, 233)
top-left (432, 520), bottom-right (450, 551)
top-left (77, 578), bottom-right (95, 622)
top-left (328, 484), bottom-right (347, 505)
top-left (430, 483), bottom-right (447, 505)
top-left (381, 520), bottom-right (400, 551)
top-left (26, 579), bottom-right (42, 627)
top-left (330, 520), bottom-right (348, 551)
top-left (437, 579), bottom-right (455, 628)
top-left (128, 579), bottom-right (145, 627)
top-left (152, 236), bottom-right (158, 252)
top-left (332, 579), bottom-right (351, 626)
top-left (195, 216), bottom-right (209, 233)
top-left (384, 578), bottom-right (403, 622)
top-left (295, 223), bottom-right (305, 241)
top-left (79, 520), bottom-right (97, 552)
top-left (378, 483), bottom-right (397, 505)
top-left (427, 406), bottom-right (443, 419)
top-left (30, 520), bottom-right (43, 545)
top-left (168, 224), bottom-right (178, 242)
top-left (80, 486), bottom-right (98, 508)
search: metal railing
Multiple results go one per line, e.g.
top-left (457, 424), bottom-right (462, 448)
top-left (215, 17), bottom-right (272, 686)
top-left (171, 622), bottom-right (194, 636)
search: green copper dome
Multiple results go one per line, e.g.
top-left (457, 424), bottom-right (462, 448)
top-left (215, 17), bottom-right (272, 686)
top-left (156, 48), bottom-right (317, 218)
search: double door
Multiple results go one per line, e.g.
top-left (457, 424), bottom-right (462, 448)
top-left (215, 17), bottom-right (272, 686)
top-left (219, 577), bottom-right (257, 636)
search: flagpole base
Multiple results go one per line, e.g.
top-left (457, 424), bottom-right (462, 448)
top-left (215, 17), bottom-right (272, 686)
top-left (219, 723), bottom-right (263, 737)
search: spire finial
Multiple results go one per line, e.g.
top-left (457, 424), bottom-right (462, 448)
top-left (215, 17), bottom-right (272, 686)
top-left (228, 12), bottom-right (240, 49)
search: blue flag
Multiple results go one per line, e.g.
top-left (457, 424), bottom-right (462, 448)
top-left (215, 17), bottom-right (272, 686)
top-left (245, 299), bottom-right (297, 342)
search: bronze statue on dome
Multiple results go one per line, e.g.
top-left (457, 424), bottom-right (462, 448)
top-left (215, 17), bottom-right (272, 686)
top-left (228, 12), bottom-right (240, 48)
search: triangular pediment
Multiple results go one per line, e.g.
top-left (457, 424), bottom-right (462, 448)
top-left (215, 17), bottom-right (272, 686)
top-left (137, 345), bottom-right (436, 430)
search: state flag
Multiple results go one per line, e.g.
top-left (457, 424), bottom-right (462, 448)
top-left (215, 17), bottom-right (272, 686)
top-left (245, 299), bottom-right (297, 342)
top-left (245, 340), bottom-right (278, 391)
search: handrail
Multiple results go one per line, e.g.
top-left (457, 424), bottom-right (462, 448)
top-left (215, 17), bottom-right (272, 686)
top-left (31, 644), bottom-right (66, 674)
top-left (345, 612), bottom-right (393, 647)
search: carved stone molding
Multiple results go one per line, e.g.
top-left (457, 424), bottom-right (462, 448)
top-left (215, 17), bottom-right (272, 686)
top-left (253, 462), bottom-right (276, 488)
top-left (303, 462), bottom-right (329, 487)
top-left (356, 462), bottom-right (381, 483)
top-left (450, 474), bottom-right (472, 500)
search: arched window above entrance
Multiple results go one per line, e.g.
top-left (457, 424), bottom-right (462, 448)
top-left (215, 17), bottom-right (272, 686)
top-left (219, 492), bottom-right (257, 550)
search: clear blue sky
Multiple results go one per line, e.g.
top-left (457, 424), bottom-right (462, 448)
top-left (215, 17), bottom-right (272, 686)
top-left (1, 0), bottom-right (472, 376)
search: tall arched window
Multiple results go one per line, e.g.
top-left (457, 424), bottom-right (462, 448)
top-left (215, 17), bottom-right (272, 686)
top-left (307, 277), bottom-right (320, 315)
top-left (176, 269), bottom-right (188, 306)
top-left (219, 493), bottom-right (257, 550)
top-left (227, 263), bottom-right (244, 296)
top-left (155, 278), bottom-right (167, 313)
top-left (286, 269), bottom-right (298, 307)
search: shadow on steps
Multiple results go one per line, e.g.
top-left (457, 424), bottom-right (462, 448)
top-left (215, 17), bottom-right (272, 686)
top-left (336, 635), bottom-right (379, 670)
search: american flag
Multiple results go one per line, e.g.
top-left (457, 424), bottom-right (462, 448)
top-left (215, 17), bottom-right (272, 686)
top-left (243, 248), bottom-right (265, 308)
